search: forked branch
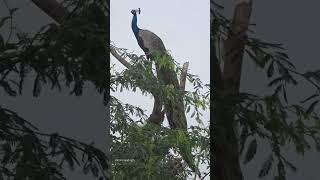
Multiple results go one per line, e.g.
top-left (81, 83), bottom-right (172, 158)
top-left (110, 46), bottom-right (189, 126)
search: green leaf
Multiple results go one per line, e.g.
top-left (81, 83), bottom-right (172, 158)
top-left (282, 85), bottom-right (288, 103)
top-left (306, 100), bottom-right (319, 116)
top-left (282, 158), bottom-right (297, 172)
top-left (0, 81), bottom-right (17, 96)
top-left (0, 16), bottom-right (10, 28)
top-left (186, 106), bottom-right (191, 113)
top-left (33, 74), bottom-right (41, 97)
top-left (191, 111), bottom-right (196, 118)
top-left (0, 34), bottom-right (4, 50)
top-left (245, 49), bottom-right (266, 68)
top-left (268, 77), bottom-right (283, 87)
top-left (267, 61), bottom-right (274, 78)
top-left (258, 153), bottom-right (273, 177)
top-left (243, 139), bottom-right (257, 164)
top-left (239, 127), bottom-right (249, 155)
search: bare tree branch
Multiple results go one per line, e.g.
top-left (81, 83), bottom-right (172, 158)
top-left (109, 45), bottom-right (165, 126)
top-left (110, 46), bottom-right (131, 68)
top-left (222, 0), bottom-right (252, 95)
top-left (179, 62), bottom-right (189, 91)
top-left (110, 46), bottom-right (190, 127)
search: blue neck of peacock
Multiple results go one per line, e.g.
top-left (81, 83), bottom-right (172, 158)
top-left (131, 14), bottom-right (139, 38)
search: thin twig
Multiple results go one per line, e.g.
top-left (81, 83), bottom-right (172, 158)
top-left (288, 69), bottom-right (320, 90)
top-left (200, 171), bottom-right (210, 180)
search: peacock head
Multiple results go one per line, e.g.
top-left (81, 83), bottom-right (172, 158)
top-left (131, 8), bottom-right (141, 15)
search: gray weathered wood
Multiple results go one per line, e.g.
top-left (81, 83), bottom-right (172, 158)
top-left (212, 0), bottom-right (253, 180)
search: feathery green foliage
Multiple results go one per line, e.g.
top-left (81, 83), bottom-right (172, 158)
top-left (0, 0), bottom-right (110, 179)
top-left (110, 46), bottom-right (210, 179)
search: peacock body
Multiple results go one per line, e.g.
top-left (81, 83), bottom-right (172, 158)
top-left (130, 9), bottom-right (187, 130)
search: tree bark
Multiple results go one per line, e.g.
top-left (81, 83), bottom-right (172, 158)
top-left (212, 0), bottom-right (252, 180)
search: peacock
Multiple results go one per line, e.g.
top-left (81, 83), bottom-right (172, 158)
top-left (130, 9), bottom-right (200, 177)
top-left (130, 8), bottom-right (187, 130)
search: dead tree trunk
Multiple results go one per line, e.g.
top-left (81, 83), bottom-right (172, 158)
top-left (212, 0), bottom-right (252, 180)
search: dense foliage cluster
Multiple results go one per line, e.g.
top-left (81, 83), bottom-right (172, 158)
top-left (0, 0), bottom-right (109, 179)
top-left (110, 47), bottom-right (210, 179)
